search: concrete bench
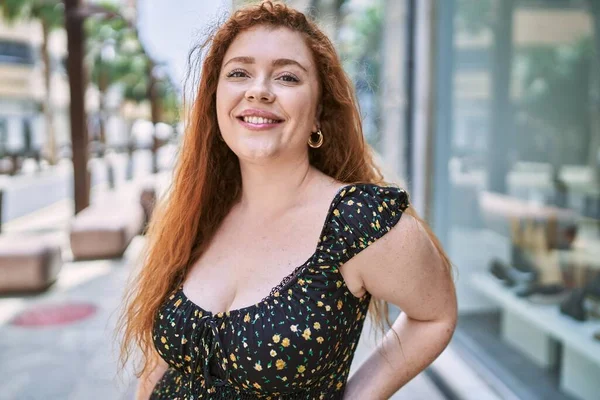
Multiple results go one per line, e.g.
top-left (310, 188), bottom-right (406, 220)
top-left (139, 185), bottom-right (157, 232)
top-left (69, 201), bottom-right (144, 261)
top-left (0, 237), bottom-right (62, 293)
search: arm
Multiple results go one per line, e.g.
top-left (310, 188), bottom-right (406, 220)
top-left (343, 213), bottom-right (457, 400)
top-left (135, 350), bottom-right (169, 400)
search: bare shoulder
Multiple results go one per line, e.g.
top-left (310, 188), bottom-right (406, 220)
top-left (343, 210), bottom-right (456, 321)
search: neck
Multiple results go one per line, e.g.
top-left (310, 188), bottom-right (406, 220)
top-left (238, 155), bottom-right (316, 215)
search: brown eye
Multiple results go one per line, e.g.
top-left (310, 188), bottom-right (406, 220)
top-left (227, 70), bottom-right (248, 78)
top-left (278, 74), bottom-right (299, 83)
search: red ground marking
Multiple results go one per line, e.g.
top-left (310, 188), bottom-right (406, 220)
top-left (10, 303), bottom-right (98, 327)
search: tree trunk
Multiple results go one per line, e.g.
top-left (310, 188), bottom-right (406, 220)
top-left (41, 21), bottom-right (57, 165)
top-left (65, 0), bottom-right (90, 214)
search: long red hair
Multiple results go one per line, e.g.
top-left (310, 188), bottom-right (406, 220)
top-left (118, 0), bottom-right (452, 377)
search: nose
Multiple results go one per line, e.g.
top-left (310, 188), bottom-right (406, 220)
top-left (245, 78), bottom-right (274, 103)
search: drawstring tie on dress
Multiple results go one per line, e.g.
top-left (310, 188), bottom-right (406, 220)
top-left (189, 315), bottom-right (231, 397)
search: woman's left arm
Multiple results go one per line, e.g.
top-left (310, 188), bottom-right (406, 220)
top-left (343, 212), bottom-right (457, 400)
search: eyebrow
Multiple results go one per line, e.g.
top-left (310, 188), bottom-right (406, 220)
top-left (223, 56), bottom-right (308, 72)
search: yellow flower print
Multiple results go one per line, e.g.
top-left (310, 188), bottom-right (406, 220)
top-left (174, 298), bottom-right (182, 307)
top-left (270, 349), bottom-right (277, 357)
top-left (181, 337), bottom-right (187, 344)
top-left (184, 355), bottom-right (192, 362)
top-left (336, 280), bottom-right (342, 288)
top-left (302, 328), bottom-right (311, 340)
top-left (254, 362), bottom-right (262, 371)
top-left (281, 376), bottom-right (288, 382)
top-left (313, 322), bottom-right (321, 330)
top-left (282, 338), bottom-right (290, 347)
top-left (325, 305), bottom-right (331, 311)
top-left (337, 300), bottom-right (343, 310)
top-left (244, 313), bottom-right (251, 323)
top-left (253, 382), bottom-right (262, 389)
top-left (333, 209), bottom-right (340, 216)
top-left (290, 325), bottom-right (298, 332)
top-left (160, 337), bottom-right (167, 344)
top-left (298, 278), bottom-right (305, 285)
top-left (276, 359), bottom-right (286, 370)
top-left (349, 186), bottom-right (356, 192)
top-left (317, 337), bottom-right (324, 344)
top-left (230, 353), bottom-right (236, 362)
top-left (272, 334), bottom-right (281, 343)
top-left (347, 200), bottom-right (354, 205)
top-left (317, 301), bottom-right (324, 307)
top-left (336, 382), bottom-right (343, 390)
top-left (298, 365), bottom-right (306, 373)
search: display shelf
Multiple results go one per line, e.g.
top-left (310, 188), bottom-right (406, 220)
top-left (472, 274), bottom-right (600, 360)
top-left (471, 273), bottom-right (600, 400)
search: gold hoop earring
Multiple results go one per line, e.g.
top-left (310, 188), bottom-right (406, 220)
top-left (308, 129), bottom-right (323, 148)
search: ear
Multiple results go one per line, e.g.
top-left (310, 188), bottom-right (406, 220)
top-left (312, 104), bottom-right (323, 132)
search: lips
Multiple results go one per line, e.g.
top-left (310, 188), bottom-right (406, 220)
top-left (240, 116), bottom-right (281, 124)
top-left (237, 109), bottom-right (284, 123)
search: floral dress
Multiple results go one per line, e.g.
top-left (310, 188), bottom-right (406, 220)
top-left (150, 184), bottom-right (409, 399)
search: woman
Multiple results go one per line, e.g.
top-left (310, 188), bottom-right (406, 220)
top-left (119, 1), bottom-right (457, 399)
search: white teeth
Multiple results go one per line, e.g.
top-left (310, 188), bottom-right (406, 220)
top-left (242, 116), bottom-right (278, 124)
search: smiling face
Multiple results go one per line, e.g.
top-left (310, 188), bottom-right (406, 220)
top-left (216, 25), bottom-right (321, 163)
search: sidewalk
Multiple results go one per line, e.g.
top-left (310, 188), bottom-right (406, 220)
top-left (0, 171), bottom-right (460, 400)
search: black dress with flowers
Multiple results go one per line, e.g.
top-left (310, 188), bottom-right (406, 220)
top-left (150, 184), bottom-right (409, 400)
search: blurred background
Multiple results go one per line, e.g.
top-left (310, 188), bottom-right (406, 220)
top-left (0, 0), bottom-right (599, 399)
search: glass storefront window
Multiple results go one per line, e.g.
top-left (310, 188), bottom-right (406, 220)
top-left (436, 1), bottom-right (600, 399)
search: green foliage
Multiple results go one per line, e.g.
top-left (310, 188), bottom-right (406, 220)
top-left (456, 0), bottom-right (494, 34)
top-left (0, 0), bottom-right (64, 30)
top-left (338, 0), bottom-right (383, 146)
top-left (517, 37), bottom-right (594, 165)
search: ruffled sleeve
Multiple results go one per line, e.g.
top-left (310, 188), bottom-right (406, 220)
top-left (324, 184), bottom-right (410, 267)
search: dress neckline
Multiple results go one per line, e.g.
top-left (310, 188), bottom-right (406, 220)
top-left (179, 183), bottom-right (359, 318)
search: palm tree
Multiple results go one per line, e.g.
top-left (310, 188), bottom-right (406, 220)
top-left (0, 0), bottom-right (64, 165)
top-left (85, 9), bottom-right (132, 157)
